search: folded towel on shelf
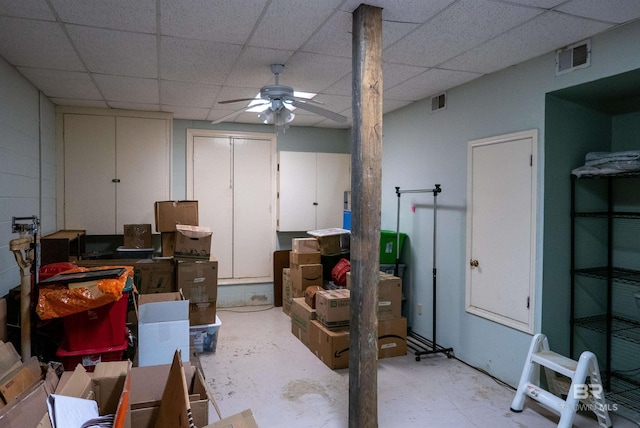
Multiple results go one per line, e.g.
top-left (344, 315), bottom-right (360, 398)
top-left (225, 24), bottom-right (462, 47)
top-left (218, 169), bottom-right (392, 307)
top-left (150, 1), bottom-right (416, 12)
top-left (585, 150), bottom-right (640, 166)
top-left (573, 150), bottom-right (640, 177)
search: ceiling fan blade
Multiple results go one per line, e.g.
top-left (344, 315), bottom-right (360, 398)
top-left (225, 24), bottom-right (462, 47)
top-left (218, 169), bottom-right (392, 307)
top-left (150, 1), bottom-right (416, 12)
top-left (290, 100), bottom-right (348, 123)
top-left (284, 95), bottom-right (325, 105)
top-left (218, 97), bottom-right (262, 104)
top-left (211, 101), bottom-right (270, 124)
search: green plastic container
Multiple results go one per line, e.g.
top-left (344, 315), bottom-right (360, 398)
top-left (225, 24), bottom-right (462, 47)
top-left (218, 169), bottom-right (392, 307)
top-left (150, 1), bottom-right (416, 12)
top-left (379, 230), bottom-right (407, 264)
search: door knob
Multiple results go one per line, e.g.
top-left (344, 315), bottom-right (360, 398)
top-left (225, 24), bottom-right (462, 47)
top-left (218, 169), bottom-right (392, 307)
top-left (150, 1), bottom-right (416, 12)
top-left (470, 259), bottom-right (479, 267)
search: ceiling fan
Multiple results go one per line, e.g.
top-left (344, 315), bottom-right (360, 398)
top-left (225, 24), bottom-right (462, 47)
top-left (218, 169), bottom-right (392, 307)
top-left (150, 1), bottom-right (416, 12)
top-left (213, 64), bottom-right (348, 131)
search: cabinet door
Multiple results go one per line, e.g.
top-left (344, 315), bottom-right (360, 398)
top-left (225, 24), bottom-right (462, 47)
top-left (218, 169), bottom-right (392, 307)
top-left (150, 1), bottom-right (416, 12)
top-left (316, 153), bottom-right (351, 230)
top-left (116, 117), bottom-right (170, 232)
top-left (277, 151), bottom-right (317, 231)
top-left (64, 114), bottom-right (116, 234)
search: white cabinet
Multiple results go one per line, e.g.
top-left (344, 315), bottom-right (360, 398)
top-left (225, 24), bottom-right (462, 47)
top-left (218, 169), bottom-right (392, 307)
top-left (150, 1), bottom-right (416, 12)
top-left (61, 110), bottom-right (171, 235)
top-left (277, 151), bottom-right (350, 232)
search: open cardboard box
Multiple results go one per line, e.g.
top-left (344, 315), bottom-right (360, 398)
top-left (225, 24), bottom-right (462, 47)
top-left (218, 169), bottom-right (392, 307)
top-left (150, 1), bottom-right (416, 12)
top-left (129, 352), bottom-right (219, 427)
top-left (37, 360), bottom-right (131, 428)
top-left (0, 345), bottom-right (59, 428)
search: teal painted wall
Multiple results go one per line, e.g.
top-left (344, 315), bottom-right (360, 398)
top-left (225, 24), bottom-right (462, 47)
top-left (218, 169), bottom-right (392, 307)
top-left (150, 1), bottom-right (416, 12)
top-left (542, 95), bottom-right (612, 356)
top-left (381, 20), bottom-right (640, 387)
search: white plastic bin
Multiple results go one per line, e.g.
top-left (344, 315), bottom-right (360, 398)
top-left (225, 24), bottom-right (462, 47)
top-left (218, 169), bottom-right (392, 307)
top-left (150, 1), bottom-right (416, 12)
top-left (189, 315), bottom-right (222, 354)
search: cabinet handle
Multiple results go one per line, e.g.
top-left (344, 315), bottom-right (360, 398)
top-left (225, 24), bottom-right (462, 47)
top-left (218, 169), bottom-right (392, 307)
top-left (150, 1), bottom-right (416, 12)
top-left (313, 202), bottom-right (318, 206)
top-left (470, 259), bottom-right (479, 267)
top-left (112, 179), bottom-right (121, 183)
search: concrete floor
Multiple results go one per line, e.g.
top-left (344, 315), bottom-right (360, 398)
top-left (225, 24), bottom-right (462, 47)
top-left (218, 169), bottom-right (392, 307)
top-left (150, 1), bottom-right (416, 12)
top-left (198, 305), bottom-right (639, 428)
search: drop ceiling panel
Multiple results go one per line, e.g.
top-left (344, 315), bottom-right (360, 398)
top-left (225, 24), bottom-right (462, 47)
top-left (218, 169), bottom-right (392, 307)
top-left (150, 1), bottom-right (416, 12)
top-left (94, 75), bottom-right (159, 104)
top-left (2, 0), bottom-right (638, 128)
top-left (556, 0), bottom-right (640, 24)
top-left (0, 0), bottom-right (56, 20)
top-left (67, 25), bottom-right (157, 78)
top-left (308, 94), bottom-right (352, 115)
top-left (384, 68), bottom-right (481, 101)
top-left (0, 17), bottom-right (84, 70)
top-left (49, 0), bottom-right (156, 33)
top-left (384, 0), bottom-right (543, 68)
top-left (159, 0), bottom-right (266, 45)
top-left (17, 68), bottom-right (102, 99)
top-left (441, 11), bottom-right (612, 74)
top-left (160, 36), bottom-right (243, 84)
top-left (224, 47), bottom-right (295, 87)
top-left (160, 81), bottom-right (220, 108)
top-left (340, 0), bottom-right (456, 23)
top-left (283, 53), bottom-right (352, 92)
top-left (249, 0), bottom-right (342, 51)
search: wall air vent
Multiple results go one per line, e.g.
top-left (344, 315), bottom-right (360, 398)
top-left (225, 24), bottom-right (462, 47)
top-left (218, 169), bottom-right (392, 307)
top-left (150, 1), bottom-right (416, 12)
top-left (431, 92), bottom-right (446, 112)
top-left (556, 39), bottom-right (590, 75)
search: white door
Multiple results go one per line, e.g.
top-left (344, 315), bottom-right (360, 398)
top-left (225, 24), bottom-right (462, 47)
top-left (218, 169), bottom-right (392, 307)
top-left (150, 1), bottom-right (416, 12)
top-left (193, 136), bottom-right (233, 278)
top-left (116, 117), bottom-right (170, 231)
top-left (316, 153), bottom-right (351, 229)
top-left (277, 151), bottom-right (317, 231)
top-left (64, 114), bottom-right (117, 234)
top-left (189, 131), bottom-right (275, 281)
top-left (466, 129), bottom-right (537, 333)
top-left (234, 138), bottom-right (273, 278)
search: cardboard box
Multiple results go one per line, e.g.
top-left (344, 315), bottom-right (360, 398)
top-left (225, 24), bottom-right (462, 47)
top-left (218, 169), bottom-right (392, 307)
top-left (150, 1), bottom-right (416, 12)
top-left (174, 225), bottom-right (212, 260)
top-left (138, 292), bottom-right (190, 367)
top-left (76, 259), bottom-right (175, 294)
top-left (204, 409), bottom-right (258, 428)
top-left (378, 317), bottom-right (407, 359)
top-left (347, 271), bottom-right (402, 321)
top-left (176, 258), bottom-right (218, 325)
top-left (123, 224), bottom-right (152, 249)
top-left (37, 361), bottom-right (130, 428)
top-left (154, 201), bottom-right (199, 233)
top-left (307, 228), bottom-right (350, 256)
top-left (0, 342), bottom-right (22, 382)
top-left (290, 263), bottom-right (322, 291)
top-left (289, 251), bottom-right (321, 266)
top-left (316, 289), bottom-right (350, 329)
top-left (0, 357), bottom-right (42, 405)
top-left (309, 320), bottom-right (350, 369)
top-left (129, 355), bottom-right (216, 428)
top-left (0, 366), bottom-right (59, 428)
top-left (292, 238), bottom-right (319, 253)
top-left (283, 268), bottom-right (304, 316)
top-left (290, 298), bottom-right (316, 348)
top-left (304, 285), bottom-right (323, 310)
top-left (161, 232), bottom-right (175, 257)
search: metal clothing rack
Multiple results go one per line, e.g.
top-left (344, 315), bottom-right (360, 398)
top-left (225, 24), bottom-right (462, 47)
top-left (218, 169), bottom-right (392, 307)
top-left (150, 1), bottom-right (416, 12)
top-left (395, 185), bottom-right (453, 361)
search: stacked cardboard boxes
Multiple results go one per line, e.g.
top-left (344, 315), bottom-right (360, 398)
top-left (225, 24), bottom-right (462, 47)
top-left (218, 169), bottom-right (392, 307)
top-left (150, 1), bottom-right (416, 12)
top-left (281, 268), bottom-right (302, 316)
top-left (305, 271), bottom-right (407, 370)
top-left (289, 238), bottom-right (322, 292)
top-left (176, 257), bottom-right (219, 325)
top-left (154, 200), bottom-right (202, 258)
top-left (290, 298), bottom-right (316, 348)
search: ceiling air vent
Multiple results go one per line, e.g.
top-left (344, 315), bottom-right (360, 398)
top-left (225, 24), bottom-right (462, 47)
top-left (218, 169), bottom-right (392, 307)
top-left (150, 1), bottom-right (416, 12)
top-left (556, 40), bottom-right (590, 75)
top-left (431, 92), bottom-right (446, 112)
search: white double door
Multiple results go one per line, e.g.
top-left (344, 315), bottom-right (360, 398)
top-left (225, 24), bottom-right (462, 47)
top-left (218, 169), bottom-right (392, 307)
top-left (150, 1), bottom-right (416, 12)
top-left (188, 131), bottom-right (276, 280)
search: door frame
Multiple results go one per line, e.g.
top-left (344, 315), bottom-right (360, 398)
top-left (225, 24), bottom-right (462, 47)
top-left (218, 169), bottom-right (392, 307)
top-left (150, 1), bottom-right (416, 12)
top-left (186, 129), bottom-right (277, 283)
top-left (465, 129), bottom-right (538, 334)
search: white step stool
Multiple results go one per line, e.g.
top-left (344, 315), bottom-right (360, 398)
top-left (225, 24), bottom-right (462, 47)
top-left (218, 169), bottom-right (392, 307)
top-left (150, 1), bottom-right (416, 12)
top-left (510, 334), bottom-right (612, 428)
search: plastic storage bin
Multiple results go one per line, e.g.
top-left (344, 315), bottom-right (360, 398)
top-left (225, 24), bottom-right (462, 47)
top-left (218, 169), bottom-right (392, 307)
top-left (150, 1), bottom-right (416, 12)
top-left (379, 230), bottom-right (407, 264)
top-left (62, 291), bottom-right (129, 351)
top-left (189, 316), bottom-right (221, 354)
top-left (56, 329), bottom-right (128, 372)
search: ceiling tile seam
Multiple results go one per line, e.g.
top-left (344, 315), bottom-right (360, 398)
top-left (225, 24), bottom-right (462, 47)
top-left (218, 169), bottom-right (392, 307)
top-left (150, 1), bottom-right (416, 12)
top-left (206, 0), bottom-right (274, 118)
top-left (43, 0), bottom-right (109, 105)
top-left (551, 9), bottom-right (629, 26)
top-left (381, 0), bottom-right (461, 54)
top-left (486, 0), bottom-right (560, 13)
top-left (428, 9), bottom-right (551, 72)
top-left (294, 2), bottom-right (350, 58)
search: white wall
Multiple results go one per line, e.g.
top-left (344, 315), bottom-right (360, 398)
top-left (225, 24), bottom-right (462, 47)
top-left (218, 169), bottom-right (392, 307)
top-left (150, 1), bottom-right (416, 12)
top-left (381, 20), bottom-right (640, 386)
top-left (0, 57), bottom-right (56, 297)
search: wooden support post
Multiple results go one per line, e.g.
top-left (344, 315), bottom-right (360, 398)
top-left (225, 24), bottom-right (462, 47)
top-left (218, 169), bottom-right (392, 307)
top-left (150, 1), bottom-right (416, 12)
top-left (350, 4), bottom-right (382, 428)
